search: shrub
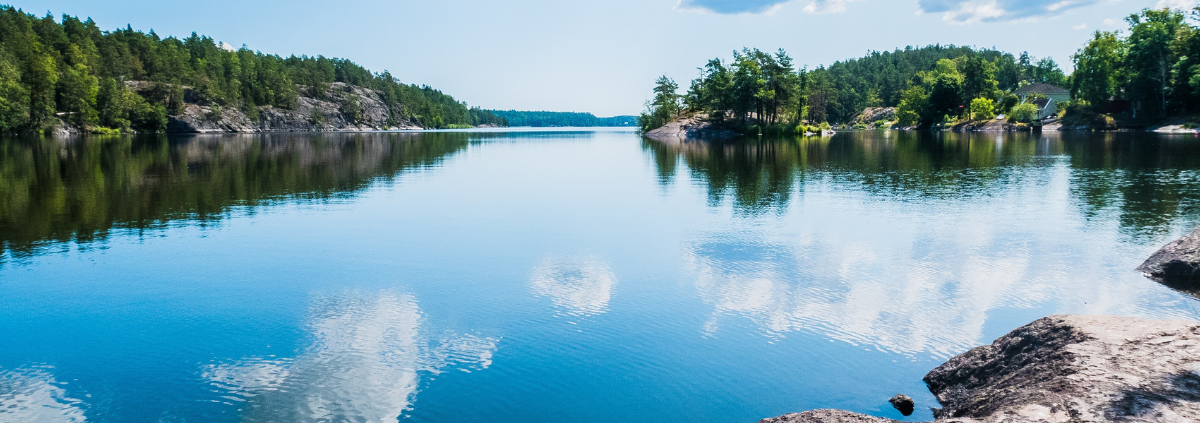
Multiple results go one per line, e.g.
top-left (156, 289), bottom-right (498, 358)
top-left (1009, 103), bottom-right (1038, 123)
top-left (970, 98), bottom-right (996, 121)
top-left (999, 94), bottom-right (1019, 113)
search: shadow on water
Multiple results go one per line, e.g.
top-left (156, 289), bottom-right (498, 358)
top-left (644, 131), bottom-right (1200, 239)
top-left (0, 132), bottom-right (478, 261)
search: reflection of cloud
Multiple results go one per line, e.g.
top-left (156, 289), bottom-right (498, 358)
top-left (687, 224), bottom-right (1190, 358)
top-left (532, 255), bottom-right (617, 317)
top-left (204, 290), bottom-right (496, 422)
top-left (0, 366), bottom-right (87, 422)
top-left (917, 0), bottom-right (1104, 23)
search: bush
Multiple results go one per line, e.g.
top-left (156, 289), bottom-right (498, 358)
top-left (1009, 103), bottom-right (1038, 123)
top-left (999, 94), bottom-right (1019, 114)
top-left (819, 122), bottom-right (831, 130)
top-left (340, 94), bottom-right (362, 124)
top-left (970, 98), bottom-right (996, 121)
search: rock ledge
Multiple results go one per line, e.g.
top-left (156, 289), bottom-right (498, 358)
top-left (761, 315), bottom-right (1200, 423)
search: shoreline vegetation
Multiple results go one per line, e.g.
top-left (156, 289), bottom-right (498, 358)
top-left (641, 5), bottom-right (1200, 137)
top-left (0, 6), bottom-right (639, 135)
top-left (0, 5), bottom-right (508, 134)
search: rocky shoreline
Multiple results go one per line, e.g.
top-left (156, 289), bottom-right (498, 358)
top-left (763, 315), bottom-right (1200, 423)
top-left (759, 230), bottom-right (1200, 423)
top-left (167, 82), bottom-right (423, 133)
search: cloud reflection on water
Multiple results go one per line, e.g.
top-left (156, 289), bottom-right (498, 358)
top-left (0, 366), bottom-right (87, 423)
top-left (203, 290), bottom-right (496, 422)
top-left (531, 255), bottom-right (618, 317)
top-left (687, 224), bottom-right (1193, 358)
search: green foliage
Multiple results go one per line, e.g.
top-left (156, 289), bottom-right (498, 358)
top-left (1071, 31), bottom-right (1125, 106)
top-left (340, 93), bottom-right (361, 124)
top-left (640, 75), bottom-right (681, 131)
top-left (999, 94), bottom-right (1019, 113)
top-left (685, 48), bottom-right (800, 126)
top-left (0, 5), bottom-right (485, 132)
top-left (804, 45), bottom-right (1023, 123)
top-left (1009, 103), bottom-right (1038, 123)
top-left (468, 108), bottom-right (507, 126)
top-left (309, 109), bottom-right (324, 125)
top-left (970, 97), bottom-right (996, 120)
top-left (486, 110), bottom-right (634, 127)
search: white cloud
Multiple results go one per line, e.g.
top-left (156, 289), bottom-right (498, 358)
top-left (802, 0), bottom-right (863, 14)
top-left (917, 0), bottom-right (1105, 24)
top-left (1073, 23), bottom-right (1088, 29)
top-left (1102, 17), bottom-right (1120, 26)
top-left (1157, 0), bottom-right (1196, 10)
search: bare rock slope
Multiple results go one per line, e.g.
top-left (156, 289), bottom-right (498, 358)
top-left (168, 82), bottom-right (421, 133)
top-left (642, 115), bottom-right (741, 142)
top-left (762, 315), bottom-right (1200, 423)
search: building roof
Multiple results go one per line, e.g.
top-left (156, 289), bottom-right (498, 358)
top-left (1016, 83), bottom-right (1069, 96)
top-left (1032, 98), bottom-right (1052, 109)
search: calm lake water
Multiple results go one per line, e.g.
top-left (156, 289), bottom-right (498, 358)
top-left (2, 128), bottom-right (1199, 422)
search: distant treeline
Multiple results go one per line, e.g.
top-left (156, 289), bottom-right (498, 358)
top-left (644, 44), bottom-right (1068, 131)
top-left (0, 5), bottom-right (504, 132)
top-left (487, 110), bottom-right (638, 127)
top-left (645, 5), bottom-right (1200, 130)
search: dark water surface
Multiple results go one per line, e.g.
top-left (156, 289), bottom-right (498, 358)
top-left (2, 128), bottom-right (1199, 422)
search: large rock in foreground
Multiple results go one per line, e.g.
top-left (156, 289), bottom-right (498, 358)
top-left (1138, 227), bottom-right (1200, 288)
top-left (761, 410), bottom-right (896, 423)
top-left (643, 115), bottom-right (741, 142)
top-left (925, 315), bottom-right (1200, 422)
top-left (761, 315), bottom-right (1200, 423)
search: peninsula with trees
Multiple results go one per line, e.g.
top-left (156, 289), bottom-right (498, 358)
top-left (0, 5), bottom-right (514, 134)
top-left (642, 6), bottom-right (1200, 136)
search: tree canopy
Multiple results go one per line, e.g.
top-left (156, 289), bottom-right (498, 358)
top-left (0, 5), bottom-right (500, 132)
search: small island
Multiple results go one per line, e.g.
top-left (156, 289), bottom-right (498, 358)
top-left (641, 7), bottom-right (1200, 138)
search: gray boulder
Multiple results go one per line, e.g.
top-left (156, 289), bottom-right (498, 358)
top-left (888, 394), bottom-right (914, 416)
top-left (924, 315), bottom-right (1200, 422)
top-left (1138, 227), bottom-right (1200, 288)
top-left (643, 115), bottom-right (741, 143)
top-left (759, 315), bottom-right (1200, 423)
top-left (759, 410), bottom-right (897, 423)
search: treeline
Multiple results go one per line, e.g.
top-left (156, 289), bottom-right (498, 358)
top-left (487, 110), bottom-right (638, 127)
top-left (647, 5), bottom-right (1200, 132)
top-left (0, 5), bottom-right (503, 133)
top-left (644, 44), bottom-right (1068, 131)
top-left (1071, 7), bottom-right (1200, 119)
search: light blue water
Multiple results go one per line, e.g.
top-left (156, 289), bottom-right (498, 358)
top-left (1, 129), bottom-right (1198, 422)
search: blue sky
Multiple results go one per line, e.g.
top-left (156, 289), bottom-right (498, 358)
top-left (7, 0), bottom-right (1191, 116)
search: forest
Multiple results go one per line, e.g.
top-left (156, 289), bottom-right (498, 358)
top-left (0, 5), bottom-right (504, 133)
top-left (487, 110), bottom-right (638, 127)
top-left (643, 5), bottom-right (1200, 131)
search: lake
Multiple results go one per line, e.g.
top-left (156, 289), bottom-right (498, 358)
top-left (1, 128), bottom-right (1199, 422)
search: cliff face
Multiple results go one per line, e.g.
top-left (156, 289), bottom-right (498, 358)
top-left (642, 114), bottom-right (741, 143)
top-left (167, 82), bottom-right (422, 133)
